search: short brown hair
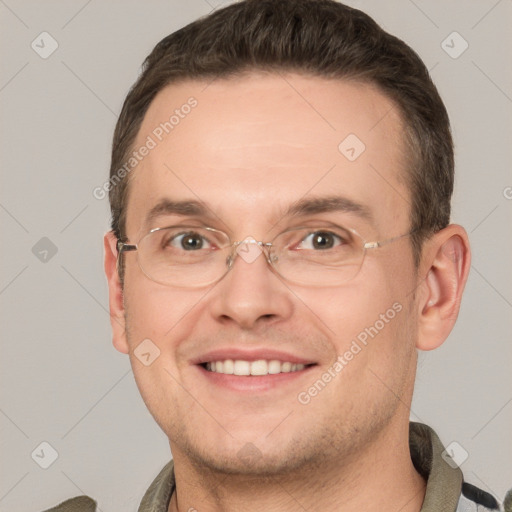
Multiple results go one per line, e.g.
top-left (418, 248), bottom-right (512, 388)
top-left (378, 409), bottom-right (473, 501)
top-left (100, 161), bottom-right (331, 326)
top-left (109, 0), bottom-right (453, 272)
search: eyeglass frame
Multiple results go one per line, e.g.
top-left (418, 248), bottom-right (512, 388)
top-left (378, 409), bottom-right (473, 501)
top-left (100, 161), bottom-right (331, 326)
top-left (116, 223), bottom-right (416, 287)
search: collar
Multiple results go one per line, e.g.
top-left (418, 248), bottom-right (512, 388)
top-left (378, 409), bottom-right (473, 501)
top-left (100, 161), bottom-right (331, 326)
top-left (138, 421), bottom-right (463, 512)
top-left (409, 422), bottom-right (463, 511)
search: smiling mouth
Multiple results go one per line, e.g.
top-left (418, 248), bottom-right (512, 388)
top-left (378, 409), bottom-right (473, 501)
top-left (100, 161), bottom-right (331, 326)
top-left (201, 359), bottom-right (316, 376)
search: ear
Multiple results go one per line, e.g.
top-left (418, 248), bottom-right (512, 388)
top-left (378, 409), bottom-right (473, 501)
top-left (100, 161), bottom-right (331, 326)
top-left (416, 224), bottom-right (471, 351)
top-left (104, 231), bottom-right (129, 354)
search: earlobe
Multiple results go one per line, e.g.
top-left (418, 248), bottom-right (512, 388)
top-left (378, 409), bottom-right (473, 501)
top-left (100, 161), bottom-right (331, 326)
top-left (104, 231), bottom-right (129, 354)
top-left (416, 225), bottom-right (471, 351)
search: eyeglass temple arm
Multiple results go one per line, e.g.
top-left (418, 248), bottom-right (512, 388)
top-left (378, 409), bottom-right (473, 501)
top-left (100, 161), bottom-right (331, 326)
top-left (116, 240), bottom-right (137, 254)
top-left (115, 240), bottom-right (138, 277)
top-left (363, 229), bottom-right (416, 250)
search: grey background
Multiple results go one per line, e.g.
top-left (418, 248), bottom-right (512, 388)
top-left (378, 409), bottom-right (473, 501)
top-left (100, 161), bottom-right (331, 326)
top-left (0, 0), bottom-right (511, 510)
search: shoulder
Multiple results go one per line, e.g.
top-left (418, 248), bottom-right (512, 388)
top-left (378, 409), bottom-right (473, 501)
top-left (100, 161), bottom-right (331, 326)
top-left (408, 422), bottom-right (510, 512)
top-left (39, 496), bottom-right (97, 512)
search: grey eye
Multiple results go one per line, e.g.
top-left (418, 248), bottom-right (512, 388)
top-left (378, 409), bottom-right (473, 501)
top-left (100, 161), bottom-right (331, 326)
top-left (167, 232), bottom-right (212, 251)
top-left (299, 231), bottom-right (344, 250)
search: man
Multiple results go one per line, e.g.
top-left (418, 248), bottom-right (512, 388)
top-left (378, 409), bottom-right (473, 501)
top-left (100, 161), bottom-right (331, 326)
top-left (42, 0), bottom-right (510, 510)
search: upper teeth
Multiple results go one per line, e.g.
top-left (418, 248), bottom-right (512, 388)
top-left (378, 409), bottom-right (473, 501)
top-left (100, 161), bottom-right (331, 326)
top-left (205, 359), bottom-right (306, 376)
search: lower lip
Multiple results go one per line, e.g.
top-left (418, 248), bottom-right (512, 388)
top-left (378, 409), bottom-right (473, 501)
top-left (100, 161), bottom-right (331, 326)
top-left (196, 364), bottom-right (317, 392)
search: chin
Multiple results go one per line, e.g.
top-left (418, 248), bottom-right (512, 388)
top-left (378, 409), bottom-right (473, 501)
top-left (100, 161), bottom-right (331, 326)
top-left (173, 428), bottom-right (317, 478)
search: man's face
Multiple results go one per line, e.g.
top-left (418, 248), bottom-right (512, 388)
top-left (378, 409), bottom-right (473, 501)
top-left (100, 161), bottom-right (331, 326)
top-left (116, 72), bottom-right (419, 474)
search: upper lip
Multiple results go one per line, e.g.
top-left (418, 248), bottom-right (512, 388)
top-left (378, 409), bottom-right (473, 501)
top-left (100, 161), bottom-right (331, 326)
top-left (191, 348), bottom-right (317, 366)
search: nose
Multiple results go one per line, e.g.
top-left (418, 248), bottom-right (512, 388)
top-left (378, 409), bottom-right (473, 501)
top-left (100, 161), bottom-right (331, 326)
top-left (208, 238), bottom-right (294, 330)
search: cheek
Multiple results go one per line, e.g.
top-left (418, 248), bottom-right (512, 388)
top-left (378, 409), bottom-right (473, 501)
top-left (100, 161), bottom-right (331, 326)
top-left (123, 272), bottom-right (203, 346)
top-left (309, 255), bottom-right (416, 360)
top-left (308, 283), bottom-right (416, 413)
top-left (318, 287), bottom-right (401, 341)
top-left (122, 280), bottom-right (206, 433)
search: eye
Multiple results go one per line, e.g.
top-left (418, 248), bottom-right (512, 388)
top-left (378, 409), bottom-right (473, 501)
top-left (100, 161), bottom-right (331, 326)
top-left (165, 231), bottom-right (214, 251)
top-left (298, 230), bottom-right (347, 250)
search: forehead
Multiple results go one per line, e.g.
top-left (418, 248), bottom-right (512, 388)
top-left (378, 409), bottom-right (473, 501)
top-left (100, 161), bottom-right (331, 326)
top-left (125, 72), bottom-right (410, 239)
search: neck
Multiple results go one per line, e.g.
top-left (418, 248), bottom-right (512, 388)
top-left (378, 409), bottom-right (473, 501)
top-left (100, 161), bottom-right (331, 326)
top-left (168, 418), bottom-right (426, 512)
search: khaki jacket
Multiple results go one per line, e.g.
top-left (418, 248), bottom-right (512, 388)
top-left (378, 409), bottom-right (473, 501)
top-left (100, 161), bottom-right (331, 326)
top-left (40, 422), bottom-right (510, 512)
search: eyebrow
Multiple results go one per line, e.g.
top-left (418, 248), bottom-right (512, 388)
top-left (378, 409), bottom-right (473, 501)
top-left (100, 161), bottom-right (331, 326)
top-left (144, 199), bottom-right (215, 230)
top-left (143, 195), bottom-right (374, 230)
top-left (284, 195), bottom-right (373, 224)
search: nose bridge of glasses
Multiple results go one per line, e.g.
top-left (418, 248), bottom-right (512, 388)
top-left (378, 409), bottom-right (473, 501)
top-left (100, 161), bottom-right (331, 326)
top-left (227, 237), bottom-right (273, 268)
